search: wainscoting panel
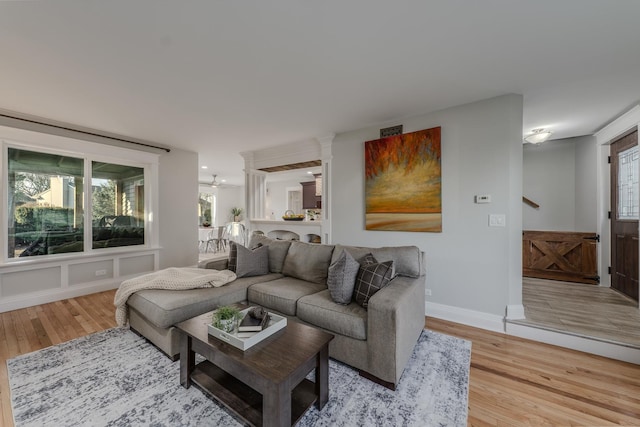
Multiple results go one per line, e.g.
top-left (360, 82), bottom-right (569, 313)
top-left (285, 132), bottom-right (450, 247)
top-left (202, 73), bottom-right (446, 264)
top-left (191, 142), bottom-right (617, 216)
top-left (1, 266), bottom-right (62, 297)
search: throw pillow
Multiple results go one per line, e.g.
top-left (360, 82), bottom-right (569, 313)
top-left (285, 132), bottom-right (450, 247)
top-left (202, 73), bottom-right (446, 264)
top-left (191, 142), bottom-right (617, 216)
top-left (249, 234), bottom-right (292, 273)
top-left (353, 259), bottom-right (394, 309)
top-left (359, 253), bottom-right (377, 266)
top-left (233, 242), bottom-right (269, 278)
top-left (282, 241), bottom-right (335, 284)
top-left (228, 241), bottom-right (238, 272)
top-left (327, 250), bottom-right (360, 304)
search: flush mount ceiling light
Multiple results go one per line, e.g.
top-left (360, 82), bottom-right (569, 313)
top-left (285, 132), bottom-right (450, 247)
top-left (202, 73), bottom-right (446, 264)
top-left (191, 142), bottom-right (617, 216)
top-left (524, 128), bottom-right (553, 144)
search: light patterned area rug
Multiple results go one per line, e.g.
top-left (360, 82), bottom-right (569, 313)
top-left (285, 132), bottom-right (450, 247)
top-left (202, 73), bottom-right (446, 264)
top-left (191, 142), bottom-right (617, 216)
top-left (7, 328), bottom-right (471, 427)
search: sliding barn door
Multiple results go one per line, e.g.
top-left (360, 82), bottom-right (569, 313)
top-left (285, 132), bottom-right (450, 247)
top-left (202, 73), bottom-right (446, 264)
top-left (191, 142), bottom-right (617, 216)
top-left (610, 129), bottom-right (639, 302)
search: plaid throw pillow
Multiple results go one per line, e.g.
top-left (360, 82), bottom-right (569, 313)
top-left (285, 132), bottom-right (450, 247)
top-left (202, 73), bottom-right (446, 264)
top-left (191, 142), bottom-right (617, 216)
top-left (353, 259), bottom-right (394, 309)
top-left (228, 242), bottom-right (238, 272)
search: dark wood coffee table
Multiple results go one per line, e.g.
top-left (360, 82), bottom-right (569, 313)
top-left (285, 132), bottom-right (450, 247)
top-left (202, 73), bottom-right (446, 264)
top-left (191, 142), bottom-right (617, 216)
top-left (175, 311), bottom-right (334, 427)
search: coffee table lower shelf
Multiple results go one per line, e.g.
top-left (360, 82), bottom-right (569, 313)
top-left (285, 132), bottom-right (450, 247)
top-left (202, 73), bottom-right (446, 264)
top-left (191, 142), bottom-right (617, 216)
top-left (191, 360), bottom-right (318, 427)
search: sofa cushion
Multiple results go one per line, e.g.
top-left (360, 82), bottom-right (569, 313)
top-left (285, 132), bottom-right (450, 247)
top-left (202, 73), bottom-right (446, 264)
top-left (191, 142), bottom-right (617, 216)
top-left (353, 259), bottom-right (394, 309)
top-left (126, 273), bottom-right (283, 328)
top-left (282, 241), bottom-right (335, 284)
top-left (234, 242), bottom-right (269, 278)
top-left (327, 250), bottom-right (360, 304)
top-left (332, 245), bottom-right (422, 278)
top-left (297, 290), bottom-right (367, 340)
top-left (249, 234), bottom-right (292, 273)
top-left (248, 276), bottom-right (325, 316)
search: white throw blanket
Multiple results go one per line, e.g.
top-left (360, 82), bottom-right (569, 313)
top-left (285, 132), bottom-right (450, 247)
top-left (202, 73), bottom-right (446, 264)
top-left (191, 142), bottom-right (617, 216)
top-left (114, 267), bottom-right (236, 326)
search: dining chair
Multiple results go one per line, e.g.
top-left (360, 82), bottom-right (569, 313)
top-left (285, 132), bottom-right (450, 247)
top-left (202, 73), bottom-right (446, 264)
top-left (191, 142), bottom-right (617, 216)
top-left (204, 228), bottom-right (219, 253)
top-left (215, 226), bottom-right (227, 252)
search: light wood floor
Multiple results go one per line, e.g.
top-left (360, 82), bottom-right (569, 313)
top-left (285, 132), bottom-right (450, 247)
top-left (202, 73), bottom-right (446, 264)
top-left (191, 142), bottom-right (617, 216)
top-left (1, 291), bottom-right (639, 426)
top-left (518, 277), bottom-right (640, 347)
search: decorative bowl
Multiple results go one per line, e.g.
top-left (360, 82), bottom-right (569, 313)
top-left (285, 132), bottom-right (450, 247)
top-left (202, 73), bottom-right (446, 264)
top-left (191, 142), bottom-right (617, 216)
top-left (282, 210), bottom-right (305, 221)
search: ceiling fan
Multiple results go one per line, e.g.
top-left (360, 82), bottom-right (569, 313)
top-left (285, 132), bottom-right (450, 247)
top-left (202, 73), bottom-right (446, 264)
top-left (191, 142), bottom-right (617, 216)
top-left (200, 174), bottom-right (235, 188)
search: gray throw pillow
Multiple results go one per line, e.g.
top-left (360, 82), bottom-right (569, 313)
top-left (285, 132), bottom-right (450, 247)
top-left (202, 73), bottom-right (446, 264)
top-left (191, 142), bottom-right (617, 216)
top-left (232, 242), bottom-right (269, 278)
top-left (353, 259), bottom-right (394, 309)
top-left (327, 250), bottom-right (360, 304)
top-left (249, 234), bottom-right (292, 273)
top-left (282, 241), bottom-right (335, 284)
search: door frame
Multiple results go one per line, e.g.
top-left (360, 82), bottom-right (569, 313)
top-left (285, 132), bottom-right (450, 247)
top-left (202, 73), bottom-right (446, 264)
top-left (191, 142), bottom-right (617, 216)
top-left (595, 105), bottom-right (640, 298)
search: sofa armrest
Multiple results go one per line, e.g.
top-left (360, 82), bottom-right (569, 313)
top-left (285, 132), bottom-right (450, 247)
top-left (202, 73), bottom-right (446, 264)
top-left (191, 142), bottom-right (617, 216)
top-left (198, 258), bottom-right (229, 270)
top-left (366, 274), bottom-right (426, 385)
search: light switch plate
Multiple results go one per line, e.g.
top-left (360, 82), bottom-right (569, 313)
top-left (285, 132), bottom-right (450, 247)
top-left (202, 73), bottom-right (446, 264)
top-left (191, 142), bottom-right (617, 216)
top-left (489, 214), bottom-right (506, 227)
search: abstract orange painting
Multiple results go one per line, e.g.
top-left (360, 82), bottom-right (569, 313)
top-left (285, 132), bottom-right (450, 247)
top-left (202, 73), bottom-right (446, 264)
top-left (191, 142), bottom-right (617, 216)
top-left (365, 127), bottom-right (442, 232)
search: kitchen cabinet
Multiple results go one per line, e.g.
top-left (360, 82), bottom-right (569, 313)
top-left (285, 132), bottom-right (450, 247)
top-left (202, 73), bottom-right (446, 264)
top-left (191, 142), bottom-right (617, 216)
top-left (301, 182), bottom-right (321, 209)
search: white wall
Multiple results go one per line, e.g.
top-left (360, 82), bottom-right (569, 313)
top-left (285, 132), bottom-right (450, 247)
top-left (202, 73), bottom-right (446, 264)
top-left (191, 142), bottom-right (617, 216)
top-left (266, 176), bottom-right (317, 218)
top-left (158, 148), bottom-right (199, 269)
top-left (523, 140), bottom-right (576, 231)
top-left (574, 136), bottom-right (597, 231)
top-left (522, 135), bottom-right (597, 232)
top-left (216, 186), bottom-right (245, 225)
top-left (331, 94), bottom-right (523, 321)
top-left (267, 180), bottom-right (301, 219)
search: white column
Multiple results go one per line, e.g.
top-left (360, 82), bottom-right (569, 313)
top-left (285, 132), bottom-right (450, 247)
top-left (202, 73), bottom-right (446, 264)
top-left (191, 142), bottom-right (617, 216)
top-left (241, 151), bottom-right (267, 230)
top-left (318, 134), bottom-right (335, 244)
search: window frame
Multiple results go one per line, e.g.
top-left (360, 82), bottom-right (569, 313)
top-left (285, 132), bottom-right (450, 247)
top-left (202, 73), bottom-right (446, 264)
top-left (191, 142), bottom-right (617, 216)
top-left (198, 186), bottom-right (217, 227)
top-left (2, 135), bottom-right (159, 265)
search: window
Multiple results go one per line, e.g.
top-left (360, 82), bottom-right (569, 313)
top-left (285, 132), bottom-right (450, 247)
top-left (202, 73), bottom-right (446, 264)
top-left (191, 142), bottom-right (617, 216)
top-left (198, 192), bottom-right (216, 226)
top-left (617, 145), bottom-right (639, 220)
top-left (8, 148), bottom-right (84, 258)
top-left (92, 161), bottom-right (145, 249)
top-left (6, 147), bottom-right (146, 259)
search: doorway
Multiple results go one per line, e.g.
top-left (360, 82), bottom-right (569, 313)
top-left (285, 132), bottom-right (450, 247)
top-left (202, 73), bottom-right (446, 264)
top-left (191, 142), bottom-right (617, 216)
top-left (287, 189), bottom-right (302, 214)
top-left (610, 129), bottom-right (639, 302)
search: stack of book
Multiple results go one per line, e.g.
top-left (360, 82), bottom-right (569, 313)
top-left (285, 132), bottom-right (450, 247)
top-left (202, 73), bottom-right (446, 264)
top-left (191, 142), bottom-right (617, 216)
top-left (236, 311), bottom-right (270, 338)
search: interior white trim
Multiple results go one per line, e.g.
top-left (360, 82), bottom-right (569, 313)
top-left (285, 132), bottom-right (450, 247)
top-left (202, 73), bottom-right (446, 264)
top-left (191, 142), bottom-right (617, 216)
top-left (506, 322), bottom-right (640, 365)
top-left (594, 105), bottom-right (640, 143)
top-left (0, 280), bottom-right (120, 313)
top-left (506, 304), bottom-right (525, 320)
top-left (426, 301), bottom-right (505, 333)
top-left (594, 105), bottom-right (640, 291)
top-left (428, 302), bottom-right (640, 364)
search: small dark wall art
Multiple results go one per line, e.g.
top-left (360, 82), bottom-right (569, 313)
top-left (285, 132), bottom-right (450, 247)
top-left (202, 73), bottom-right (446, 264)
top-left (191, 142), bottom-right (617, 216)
top-left (365, 126), bottom-right (442, 232)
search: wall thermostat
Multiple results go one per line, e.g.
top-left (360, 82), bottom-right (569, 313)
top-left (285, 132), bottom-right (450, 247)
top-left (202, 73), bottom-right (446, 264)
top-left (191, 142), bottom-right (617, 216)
top-left (475, 195), bottom-right (491, 204)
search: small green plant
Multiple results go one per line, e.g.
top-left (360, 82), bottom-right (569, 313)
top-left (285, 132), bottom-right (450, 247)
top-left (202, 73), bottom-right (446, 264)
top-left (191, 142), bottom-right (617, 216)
top-left (213, 306), bottom-right (242, 332)
top-left (214, 305), bottom-right (241, 321)
top-left (231, 207), bottom-right (243, 221)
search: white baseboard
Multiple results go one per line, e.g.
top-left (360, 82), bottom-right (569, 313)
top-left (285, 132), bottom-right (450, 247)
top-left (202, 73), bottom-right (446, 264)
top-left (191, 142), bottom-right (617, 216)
top-left (507, 322), bottom-right (640, 365)
top-left (0, 279), bottom-right (123, 313)
top-left (506, 304), bottom-right (525, 320)
top-left (426, 301), bottom-right (505, 333)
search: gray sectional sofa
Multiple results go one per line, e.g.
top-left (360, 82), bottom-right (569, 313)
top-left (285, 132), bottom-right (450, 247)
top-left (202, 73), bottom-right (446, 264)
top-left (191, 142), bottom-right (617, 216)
top-left (126, 235), bottom-right (426, 389)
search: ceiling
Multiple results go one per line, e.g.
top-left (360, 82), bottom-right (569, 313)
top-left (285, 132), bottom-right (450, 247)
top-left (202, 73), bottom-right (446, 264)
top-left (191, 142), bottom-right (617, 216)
top-left (1, 1), bottom-right (639, 186)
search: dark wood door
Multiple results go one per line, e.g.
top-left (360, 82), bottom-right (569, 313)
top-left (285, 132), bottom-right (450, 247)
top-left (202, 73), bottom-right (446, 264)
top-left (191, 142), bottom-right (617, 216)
top-left (523, 231), bottom-right (599, 284)
top-left (610, 129), bottom-right (639, 302)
